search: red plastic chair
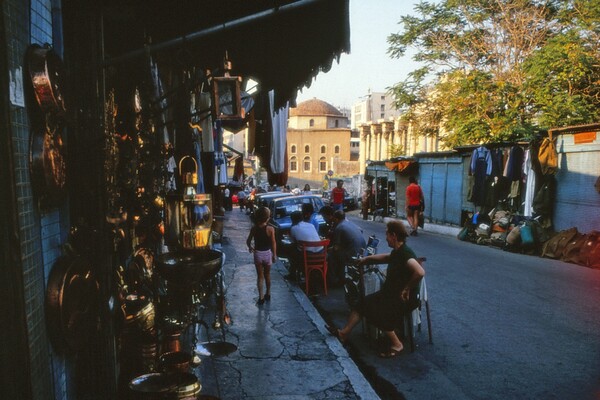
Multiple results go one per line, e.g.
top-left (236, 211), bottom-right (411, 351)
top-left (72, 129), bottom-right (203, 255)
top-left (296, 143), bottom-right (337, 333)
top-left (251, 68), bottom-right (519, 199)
top-left (299, 239), bottom-right (330, 296)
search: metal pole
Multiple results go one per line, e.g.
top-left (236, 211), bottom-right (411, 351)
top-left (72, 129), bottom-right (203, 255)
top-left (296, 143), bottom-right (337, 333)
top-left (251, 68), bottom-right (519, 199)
top-left (103, 0), bottom-right (326, 67)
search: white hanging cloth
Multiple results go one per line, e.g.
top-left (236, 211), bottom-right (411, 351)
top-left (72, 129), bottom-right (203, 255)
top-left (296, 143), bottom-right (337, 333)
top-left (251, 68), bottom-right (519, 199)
top-left (523, 149), bottom-right (536, 217)
top-left (268, 90), bottom-right (288, 174)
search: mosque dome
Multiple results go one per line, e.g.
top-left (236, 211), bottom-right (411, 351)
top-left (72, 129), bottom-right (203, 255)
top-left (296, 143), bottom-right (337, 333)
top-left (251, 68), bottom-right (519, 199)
top-left (290, 98), bottom-right (342, 117)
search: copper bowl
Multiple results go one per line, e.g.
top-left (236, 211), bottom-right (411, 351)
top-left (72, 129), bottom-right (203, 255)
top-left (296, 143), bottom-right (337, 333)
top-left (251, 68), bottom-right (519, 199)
top-left (156, 249), bottom-right (222, 285)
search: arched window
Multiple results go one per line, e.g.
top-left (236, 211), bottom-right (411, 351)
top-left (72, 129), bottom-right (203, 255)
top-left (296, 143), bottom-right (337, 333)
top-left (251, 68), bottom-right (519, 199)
top-left (303, 156), bottom-right (311, 172)
top-left (290, 144), bottom-right (296, 154)
top-left (304, 145), bottom-right (310, 153)
top-left (319, 157), bottom-right (327, 172)
top-left (309, 119), bottom-right (314, 127)
top-left (290, 156), bottom-right (298, 172)
top-left (320, 145), bottom-right (326, 154)
top-left (334, 145), bottom-right (340, 154)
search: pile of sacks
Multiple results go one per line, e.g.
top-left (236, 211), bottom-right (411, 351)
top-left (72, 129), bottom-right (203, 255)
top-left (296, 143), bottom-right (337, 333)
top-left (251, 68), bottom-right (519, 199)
top-left (540, 228), bottom-right (600, 269)
top-left (458, 209), bottom-right (600, 268)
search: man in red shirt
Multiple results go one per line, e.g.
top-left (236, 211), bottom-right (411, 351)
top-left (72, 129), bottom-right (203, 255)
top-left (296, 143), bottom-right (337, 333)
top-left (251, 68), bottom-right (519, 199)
top-left (331, 180), bottom-right (346, 211)
top-left (405, 176), bottom-right (424, 236)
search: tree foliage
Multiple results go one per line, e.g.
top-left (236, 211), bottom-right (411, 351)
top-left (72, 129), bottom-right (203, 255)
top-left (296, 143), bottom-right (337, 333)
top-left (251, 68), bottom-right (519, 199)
top-left (388, 0), bottom-right (600, 146)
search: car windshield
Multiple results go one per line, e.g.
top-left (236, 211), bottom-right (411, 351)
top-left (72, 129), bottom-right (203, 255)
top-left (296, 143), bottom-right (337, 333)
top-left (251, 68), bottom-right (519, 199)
top-left (272, 197), bottom-right (321, 218)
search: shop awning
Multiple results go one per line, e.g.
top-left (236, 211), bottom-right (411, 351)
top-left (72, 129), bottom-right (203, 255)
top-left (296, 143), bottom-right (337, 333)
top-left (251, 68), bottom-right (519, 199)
top-left (101, 0), bottom-right (350, 108)
top-left (385, 160), bottom-right (415, 172)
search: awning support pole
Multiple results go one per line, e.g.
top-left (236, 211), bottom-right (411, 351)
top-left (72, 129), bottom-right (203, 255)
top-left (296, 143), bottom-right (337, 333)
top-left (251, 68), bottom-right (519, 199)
top-left (103, 0), bottom-right (324, 67)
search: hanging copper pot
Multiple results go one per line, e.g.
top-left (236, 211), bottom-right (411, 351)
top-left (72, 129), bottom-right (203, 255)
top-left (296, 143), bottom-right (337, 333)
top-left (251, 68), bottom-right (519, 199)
top-left (26, 44), bottom-right (66, 116)
top-left (29, 124), bottom-right (66, 204)
top-left (46, 254), bottom-right (100, 353)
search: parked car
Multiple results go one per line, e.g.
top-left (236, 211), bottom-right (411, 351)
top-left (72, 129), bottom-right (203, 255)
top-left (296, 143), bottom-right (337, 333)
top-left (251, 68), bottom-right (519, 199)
top-left (267, 195), bottom-right (327, 257)
top-left (322, 190), bottom-right (358, 211)
top-left (253, 191), bottom-right (293, 209)
top-left (249, 191), bottom-right (293, 222)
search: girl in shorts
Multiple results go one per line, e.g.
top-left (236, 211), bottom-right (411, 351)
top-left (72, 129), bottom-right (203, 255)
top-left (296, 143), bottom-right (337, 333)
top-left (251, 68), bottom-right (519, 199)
top-left (246, 206), bottom-right (277, 305)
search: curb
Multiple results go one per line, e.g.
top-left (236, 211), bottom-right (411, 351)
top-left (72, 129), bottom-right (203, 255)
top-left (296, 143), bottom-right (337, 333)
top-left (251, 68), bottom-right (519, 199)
top-left (382, 216), bottom-right (461, 237)
top-left (279, 265), bottom-right (381, 400)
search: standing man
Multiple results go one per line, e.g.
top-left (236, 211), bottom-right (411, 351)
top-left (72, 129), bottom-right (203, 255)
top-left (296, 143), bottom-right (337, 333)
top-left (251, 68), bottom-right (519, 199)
top-left (224, 186), bottom-right (231, 211)
top-left (405, 176), bottom-right (424, 236)
top-left (331, 180), bottom-right (346, 211)
top-left (237, 189), bottom-right (247, 212)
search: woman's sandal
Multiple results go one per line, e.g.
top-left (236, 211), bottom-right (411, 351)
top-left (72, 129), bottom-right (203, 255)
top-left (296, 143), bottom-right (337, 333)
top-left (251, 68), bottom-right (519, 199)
top-left (325, 325), bottom-right (347, 345)
top-left (378, 347), bottom-right (403, 358)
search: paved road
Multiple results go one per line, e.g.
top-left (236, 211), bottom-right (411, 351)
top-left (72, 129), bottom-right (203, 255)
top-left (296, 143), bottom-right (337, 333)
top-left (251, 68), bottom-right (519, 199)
top-left (315, 213), bottom-right (600, 400)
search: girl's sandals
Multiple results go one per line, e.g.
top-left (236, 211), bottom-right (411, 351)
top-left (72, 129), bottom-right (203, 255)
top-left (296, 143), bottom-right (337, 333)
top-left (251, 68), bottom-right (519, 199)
top-left (379, 346), bottom-right (403, 358)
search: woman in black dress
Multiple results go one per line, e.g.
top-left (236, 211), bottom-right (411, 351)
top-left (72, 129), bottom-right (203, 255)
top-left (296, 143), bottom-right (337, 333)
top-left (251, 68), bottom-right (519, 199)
top-left (326, 220), bottom-right (425, 357)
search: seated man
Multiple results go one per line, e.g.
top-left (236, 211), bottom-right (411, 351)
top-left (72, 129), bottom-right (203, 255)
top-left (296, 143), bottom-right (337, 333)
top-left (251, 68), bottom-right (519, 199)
top-left (318, 205), bottom-right (335, 240)
top-left (325, 220), bottom-right (425, 358)
top-left (328, 210), bottom-right (366, 286)
top-left (287, 210), bottom-right (323, 281)
top-left (301, 202), bottom-right (321, 234)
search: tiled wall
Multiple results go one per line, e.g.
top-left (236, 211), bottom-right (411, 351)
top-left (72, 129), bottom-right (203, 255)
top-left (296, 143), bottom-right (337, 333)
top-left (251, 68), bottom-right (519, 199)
top-left (4, 0), bottom-right (70, 399)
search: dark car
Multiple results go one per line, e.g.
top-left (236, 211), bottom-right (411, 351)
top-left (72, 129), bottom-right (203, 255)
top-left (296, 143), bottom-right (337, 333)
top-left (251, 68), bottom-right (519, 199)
top-left (322, 190), bottom-right (357, 211)
top-left (267, 195), bottom-right (327, 257)
top-left (253, 191), bottom-right (293, 208)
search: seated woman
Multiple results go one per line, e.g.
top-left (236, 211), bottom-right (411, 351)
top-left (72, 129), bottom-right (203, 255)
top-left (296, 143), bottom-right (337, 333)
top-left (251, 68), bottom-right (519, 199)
top-left (326, 220), bottom-right (425, 357)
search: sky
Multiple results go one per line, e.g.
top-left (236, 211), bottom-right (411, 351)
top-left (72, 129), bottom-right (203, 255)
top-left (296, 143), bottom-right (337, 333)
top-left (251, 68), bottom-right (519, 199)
top-left (295, 0), bottom-right (421, 109)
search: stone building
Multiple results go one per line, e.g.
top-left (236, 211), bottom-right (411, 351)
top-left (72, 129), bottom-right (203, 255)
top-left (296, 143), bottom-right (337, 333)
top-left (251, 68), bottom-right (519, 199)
top-left (358, 118), bottom-right (448, 173)
top-left (287, 99), bottom-right (358, 187)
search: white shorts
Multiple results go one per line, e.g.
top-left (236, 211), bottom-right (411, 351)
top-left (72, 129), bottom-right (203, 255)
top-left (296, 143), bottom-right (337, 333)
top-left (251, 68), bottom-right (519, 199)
top-left (254, 249), bottom-right (273, 266)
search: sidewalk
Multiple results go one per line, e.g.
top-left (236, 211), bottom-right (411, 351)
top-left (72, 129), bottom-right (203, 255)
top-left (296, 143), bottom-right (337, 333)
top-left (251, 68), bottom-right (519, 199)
top-left (196, 207), bottom-right (379, 399)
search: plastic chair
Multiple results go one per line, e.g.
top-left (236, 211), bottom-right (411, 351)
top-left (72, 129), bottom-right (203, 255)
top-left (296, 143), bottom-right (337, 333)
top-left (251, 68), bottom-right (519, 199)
top-left (299, 239), bottom-right (330, 296)
top-left (403, 257), bottom-right (433, 352)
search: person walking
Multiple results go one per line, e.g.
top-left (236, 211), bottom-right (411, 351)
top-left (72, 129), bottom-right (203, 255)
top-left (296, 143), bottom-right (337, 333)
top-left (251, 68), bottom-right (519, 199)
top-left (405, 176), bottom-right (424, 236)
top-left (224, 186), bottom-right (231, 211)
top-left (302, 184), bottom-right (312, 195)
top-left (331, 180), bottom-right (346, 211)
top-left (246, 206), bottom-right (277, 305)
top-left (237, 189), bottom-right (247, 212)
top-left (361, 189), bottom-right (371, 220)
top-left (325, 220), bottom-right (425, 357)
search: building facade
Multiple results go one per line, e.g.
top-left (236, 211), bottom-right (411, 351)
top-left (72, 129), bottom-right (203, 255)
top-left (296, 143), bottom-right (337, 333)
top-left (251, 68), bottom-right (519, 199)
top-left (350, 90), bottom-right (402, 129)
top-left (288, 99), bottom-right (357, 186)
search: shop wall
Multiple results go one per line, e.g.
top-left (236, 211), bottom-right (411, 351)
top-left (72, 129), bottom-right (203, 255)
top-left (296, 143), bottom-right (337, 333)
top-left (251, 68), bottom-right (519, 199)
top-left (3, 0), bottom-right (72, 399)
top-left (417, 154), bottom-right (464, 226)
top-left (554, 132), bottom-right (600, 233)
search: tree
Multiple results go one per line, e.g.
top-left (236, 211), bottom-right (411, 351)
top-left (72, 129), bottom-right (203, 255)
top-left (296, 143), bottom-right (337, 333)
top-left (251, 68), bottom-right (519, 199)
top-left (387, 0), bottom-right (588, 146)
top-left (524, 30), bottom-right (600, 128)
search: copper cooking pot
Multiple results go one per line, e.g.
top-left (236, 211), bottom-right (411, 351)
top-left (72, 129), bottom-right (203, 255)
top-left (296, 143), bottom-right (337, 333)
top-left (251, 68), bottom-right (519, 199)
top-left (161, 326), bottom-right (183, 354)
top-left (45, 254), bottom-right (100, 353)
top-left (158, 351), bottom-right (191, 373)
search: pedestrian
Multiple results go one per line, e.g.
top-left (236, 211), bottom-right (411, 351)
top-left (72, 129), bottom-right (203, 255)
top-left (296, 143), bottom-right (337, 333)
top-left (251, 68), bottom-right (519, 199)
top-left (302, 184), bottom-right (311, 195)
top-left (331, 179), bottom-right (346, 211)
top-left (237, 189), bottom-right (247, 212)
top-left (224, 186), bottom-right (231, 211)
top-left (328, 210), bottom-right (366, 286)
top-left (361, 189), bottom-right (371, 220)
top-left (325, 220), bottom-right (425, 358)
top-left (246, 206), bottom-right (277, 305)
top-left (405, 176), bottom-right (424, 236)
